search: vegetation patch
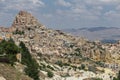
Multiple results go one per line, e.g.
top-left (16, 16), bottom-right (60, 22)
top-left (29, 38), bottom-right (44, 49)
top-left (47, 70), bottom-right (54, 78)
top-left (0, 39), bottom-right (19, 65)
top-left (13, 29), bottom-right (24, 35)
top-left (19, 42), bottom-right (40, 80)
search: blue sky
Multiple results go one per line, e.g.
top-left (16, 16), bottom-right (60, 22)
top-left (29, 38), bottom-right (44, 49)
top-left (0, 0), bottom-right (120, 29)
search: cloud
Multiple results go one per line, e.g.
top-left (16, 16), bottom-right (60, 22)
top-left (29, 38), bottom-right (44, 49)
top-left (116, 5), bottom-right (120, 10)
top-left (56, 0), bottom-right (71, 7)
top-left (0, 0), bottom-right (5, 2)
top-left (104, 10), bottom-right (120, 19)
top-left (56, 0), bottom-right (101, 21)
top-left (52, 0), bottom-right (120, 28)
top-left (42, 14), bottom-right (53, 18)
top-left (30, 0), bottom-right (45, 6)
top-left (1, 0), bottom-right (45, 11)
top-left (100, 0), bottom-right (119, 2)
top-left (0, 0), bottom-right (45, 27)
top-left (0, 0), bottom-right (120, 28)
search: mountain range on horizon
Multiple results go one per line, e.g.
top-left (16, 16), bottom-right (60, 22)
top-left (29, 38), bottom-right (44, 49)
top-left (62, 27), bottom-right (120, 42)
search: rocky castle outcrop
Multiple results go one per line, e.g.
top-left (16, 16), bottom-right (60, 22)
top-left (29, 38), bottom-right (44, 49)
top-left (13, 11), bottom-right (40, 26)
top-left (11, 11), bottom-right (44, 31)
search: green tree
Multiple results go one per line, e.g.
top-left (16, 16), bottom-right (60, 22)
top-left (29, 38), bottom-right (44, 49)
top-left (117, 70), bottom-right (120, 79)
top-left (113, 70), bottom-right (120, 80)
top-left (113, 77), bottom-right (118, 80)
top-left (19, 41), bottom-right (39, 80)
top-left (0, 39), bottom-right (19, 65)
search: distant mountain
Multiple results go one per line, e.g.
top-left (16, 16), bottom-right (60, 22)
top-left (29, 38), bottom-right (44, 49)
top-left (85, 27), bottom-right (118, 32)
top-left (62, 27), bottom-right (120, 41)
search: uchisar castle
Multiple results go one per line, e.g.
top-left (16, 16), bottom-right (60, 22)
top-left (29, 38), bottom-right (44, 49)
top-left (0, 11), bottom-right (120, 80)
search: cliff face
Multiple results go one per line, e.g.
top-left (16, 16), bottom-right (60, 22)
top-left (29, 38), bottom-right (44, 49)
top-left (11, 11), bottom-right (43, 31)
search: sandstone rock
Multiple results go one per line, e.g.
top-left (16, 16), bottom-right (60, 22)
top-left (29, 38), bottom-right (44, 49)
top-left (11, 11), bottom-right (43, 31)
top-left (0, 76), bottom-right (6, 80)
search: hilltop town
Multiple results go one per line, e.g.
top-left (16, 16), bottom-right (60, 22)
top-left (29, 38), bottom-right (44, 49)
top-left (0, 11), bottom-right (120, 80)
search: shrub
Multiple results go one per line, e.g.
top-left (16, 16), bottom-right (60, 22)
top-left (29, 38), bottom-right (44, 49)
top-left (47, 70), bottom-right (54, 78)
top-left (94, 78), bottom-right (103, 80)
top-left (0, 39), bottom-right (19, 65)
top-left (13, 29), bottom-right (24, 35)
top-left (78, 66), bottom-right (81, 70)
top-left (90, 78), bottom-right (103, 80)
top-left (70, 44), bottom-right (74, 48)
top-left (81, 64), bottom-right (85, 69)
top-left (113, 77), bottom-right (118, 80)
top-left (55, 60), bottom-right (63, 67)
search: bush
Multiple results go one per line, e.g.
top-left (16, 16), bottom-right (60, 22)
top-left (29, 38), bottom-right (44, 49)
top-left (114, 70), bottom-right (120, 80)
top-left (70, 44), bottom-right (74, 48)
top-left (91, 78), bottom-right (103, 80)
top-left (75, 48), bottom-right (80, 52)
top-left (47, 70), bottom-right (54, 78)
top-left (113, 77), bottom-right (118, 80)
top-left (13, 29), bottom-right (24, 35)
top-left (0, 39), bottom-right (19, 65)
top-left (96, 61), bottom-right (104, 67)
top-left (94, 78), bottom-right (103, 80)
top-left (118, 70), bottom-right (120, 79)
top-left (55, 60), bottom-right (63, 67)
top-left (81, 64), bottom-right (85, 69)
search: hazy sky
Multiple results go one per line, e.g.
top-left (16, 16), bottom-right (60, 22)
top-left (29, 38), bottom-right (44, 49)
top-left (0, 0), bottom-right (120, 29)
